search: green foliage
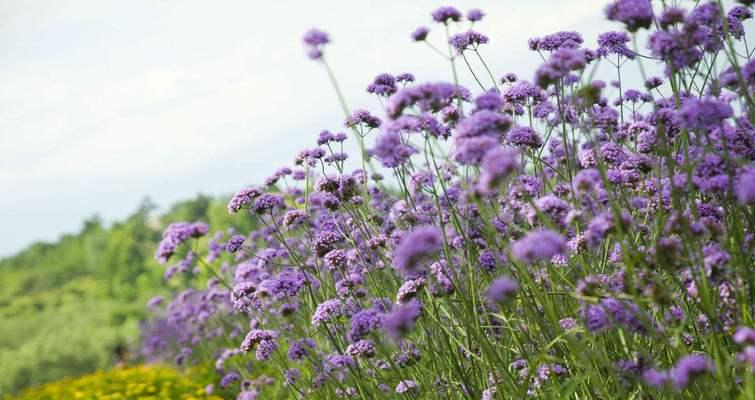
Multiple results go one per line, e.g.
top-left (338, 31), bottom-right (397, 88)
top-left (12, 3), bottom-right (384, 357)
top-left (0, 195), bottom-right (257, 396)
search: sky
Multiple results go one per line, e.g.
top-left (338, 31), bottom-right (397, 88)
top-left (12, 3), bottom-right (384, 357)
top-left (0, 0), bottom-right (661, 257)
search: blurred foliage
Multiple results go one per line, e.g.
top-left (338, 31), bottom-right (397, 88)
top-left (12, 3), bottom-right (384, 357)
top-left (0, 195), bottom-right (257, 396)
top-left (4, 364), bottom-right (223, 400)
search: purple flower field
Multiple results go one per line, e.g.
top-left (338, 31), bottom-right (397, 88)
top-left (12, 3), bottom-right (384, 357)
top-left (143, 1), bottom-right (755, 398)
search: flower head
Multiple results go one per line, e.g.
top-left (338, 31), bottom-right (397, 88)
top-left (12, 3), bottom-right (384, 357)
top-left (367, 73), bottom-right (397, 96)
top-left (303, 28), bottom-right (330, 60)
top-left (251, 193), bottom-right (284, 214)
top-left (529, 31), bottom-right (583, 52)
top-left (737, 168), bottom-right (755, 205)
top-left (596, 31), bottom-right (634, 59)
top-left (448, 30), bottom-right (489, 54)
top-left (369, 131), bottom-right (417, 168)
top-left (486, 276), bottom-right (519, 303)
top-left (478, 146), bottom-right (519, 192)
top-left (411, 26), bottom-right (430, 41)
top-left (431, 6), bottom-right (462, 24)
top-left (228, 188), bottom-right (261, 214)
top-left (670, 355), bottom-right (714, 389)
top-left (511, 229), bottom-right (567, 264)
top-left (605, 0), bottom-right (653, 32)
top-left (384, 300), bottom-right (421, 338)
top-left (467, 8), bottom-right (485, 22)
top-left (393, 226), bottom-right (442, 274)
top-left (395, 380), bottom-right (419, 394)
top-left (155, 222), bottom-right (209, 264)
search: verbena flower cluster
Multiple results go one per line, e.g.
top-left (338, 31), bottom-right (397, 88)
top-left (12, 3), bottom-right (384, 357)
top-left (143, 1), bottom-right (755, 398)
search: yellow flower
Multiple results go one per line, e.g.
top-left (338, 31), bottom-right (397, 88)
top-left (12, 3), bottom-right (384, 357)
top-left (8, 365), bottom-right (218, 400)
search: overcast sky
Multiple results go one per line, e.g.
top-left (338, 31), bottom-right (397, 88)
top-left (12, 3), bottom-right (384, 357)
top-left (0, 0), bottom-right (680, 257)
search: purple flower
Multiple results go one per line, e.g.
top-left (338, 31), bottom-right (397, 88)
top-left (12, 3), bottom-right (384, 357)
top-left (396, 73), bottom-right (415, 83)
top-left (387, 82), bottom-right (469, 119)
top-left (392, 226), bottom-right (443, 274)
top-left (226, 234), bottom-right (245, 253)
top-left (737, 167), bottom-right (755, 205)
top-left (507, 126), bottom-right (543, 149)
top-left (385, 114), bottom-right (449, 137)
top-left (220, 372), bottom-right (240, 388)
top-left (313, 229), bottom-right (343, 256)
top-left (147, 296), bottom-right (163, 308)
top-left (395, 380), bottom-right (419, 394)
top-left (251, 193), bottom-right (284, 214)
top-left (345, 339), bottom-right (376, 358)
top-left (583, 303), bottom-right (610, 332)
top-left (258, 270), bottom-right (309, 298)
top-left (478, 250), bottom-right (498, 272)
top-left (467, 8), bottom-right (485, 22)
top-left (282, 209), bottom-right (307, 226)
top-left (349, 308), bottom-right (384, 340)
top-left (317, 130), bottom-right (335, 145)
top-left (511, 229), bottom-right (567, 264)
top-left (642, 368), bottom-right (669, 388)
top-left (529, 31), bottom-right (583, 52)
top-left (324, 249), bottom-right (347, 270)
top-left (559, 318), bottom-right (577, 330)
top-left (448, 30), bottom-right (489, 54)
top-left (586, 212), bottom-right (631, 247)
top-left (658, 7), bottom-right (685, 29)
top-left (740, 346), bottom-right (755, 368)
top-left (228, 188), bottom-right (261, 214)
top-left (669, 355), bottom-right (714, 389)
top-left (384, 300), bottom-right (421, 338)
top-left (369, 131), bottom-right (417, 168)
top-left (648, 30), bottom-right (703, 74)
top-left (486, 276), bottom-right (518, 303)
top-left (411, 26), bottom-right (430, 42)
top-left (240, 329), bottom-right (278, 354)
top-left (596, 31), bottom-right (634, 59)
top-left (367, 73), bottom-right (397, 96)
top-left (645, 76), bottom-right (663, 89)
top-left (535, 48), bottom-right (587, 88)
top-left (303, 28), bottom-right (329, 60)
top-left (431, 6), bottom-right (462, 24)
top-left (605, 0), bottom-right (653, 32)
top-left (745, 58), bottom-right (755, 85)
top-left (303, 29), bottom-right (329, 46)
top-left (346, 109), bottom-right (381, 129)
top-left (474, 91), bottom-right (503, 112)
top-left (675, 97), bottom-right (733, 130)
top-left (734, 326), bottom-right (755, 345)
top-left (311, 299), bottom-right (343, 326)
top-left (283, 368), bottom-right (301, 386)
top-left (396, 277), bottom-right (425, 304)
top-left (455, 110), bottom-right (512, 139)
top-left (231, 282), bottom-right (257, 311)
top-left (478, 146), bottom-right (519, 192)
top-left (287, 338), bottom-right (316, 361)
top-left (532, 195), bottom-right (570, 224)
top-left (503, 81), bottom-right (544, 105)
top-left (155, 222), bottom-right (209, 264)
top-left (255, 338), bottom-right (278, 361)
top-left (600, 297), bottom-right (648, 334)
top-left (730, 5), bottom-right (753, 21)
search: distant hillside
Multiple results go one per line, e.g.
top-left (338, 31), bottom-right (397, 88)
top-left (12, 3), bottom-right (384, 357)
top-left (0, 194), bottom-right (257, 395)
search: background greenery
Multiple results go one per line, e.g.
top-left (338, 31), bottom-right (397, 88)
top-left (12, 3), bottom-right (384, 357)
top-left (0, 195), bottom-right (256, 396)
